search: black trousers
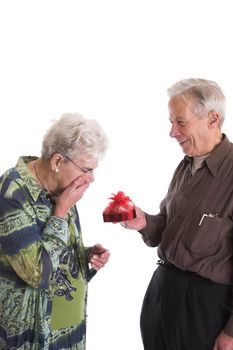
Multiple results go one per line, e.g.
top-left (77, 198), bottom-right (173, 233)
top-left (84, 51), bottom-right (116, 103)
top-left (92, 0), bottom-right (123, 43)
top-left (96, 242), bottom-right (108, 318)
top-left (140, 263), bottom-right (232, 350)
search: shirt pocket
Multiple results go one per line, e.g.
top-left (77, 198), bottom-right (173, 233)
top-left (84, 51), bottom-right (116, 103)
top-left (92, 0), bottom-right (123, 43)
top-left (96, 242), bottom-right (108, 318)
top-left (181, 213), bottom-right (223, 256)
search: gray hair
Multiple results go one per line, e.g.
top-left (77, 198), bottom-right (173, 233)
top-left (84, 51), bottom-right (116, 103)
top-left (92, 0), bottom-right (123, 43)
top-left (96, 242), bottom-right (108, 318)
top-left (167, 78), bottom-right (226, 127)
top-left (41, 112), bottom-right (109, 161)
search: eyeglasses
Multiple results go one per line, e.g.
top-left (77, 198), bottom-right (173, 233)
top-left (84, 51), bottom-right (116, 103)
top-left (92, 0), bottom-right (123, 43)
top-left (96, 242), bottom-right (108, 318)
top-left (64, 155), bottom-right (93, 175)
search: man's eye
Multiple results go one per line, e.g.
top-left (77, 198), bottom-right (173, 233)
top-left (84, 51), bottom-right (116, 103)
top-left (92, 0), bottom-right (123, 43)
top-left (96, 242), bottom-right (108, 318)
top-left (177, 121), bottom-right (187, 126)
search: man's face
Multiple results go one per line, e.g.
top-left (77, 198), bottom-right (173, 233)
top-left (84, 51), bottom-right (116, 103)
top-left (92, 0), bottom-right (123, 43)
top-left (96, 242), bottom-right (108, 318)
top-left (168, 96), bottom-right (211, 156)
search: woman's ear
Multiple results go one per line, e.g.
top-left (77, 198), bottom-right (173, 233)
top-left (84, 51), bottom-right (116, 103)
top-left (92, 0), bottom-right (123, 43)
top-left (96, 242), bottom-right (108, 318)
top-left (50, 153), bottom-right (64, 172)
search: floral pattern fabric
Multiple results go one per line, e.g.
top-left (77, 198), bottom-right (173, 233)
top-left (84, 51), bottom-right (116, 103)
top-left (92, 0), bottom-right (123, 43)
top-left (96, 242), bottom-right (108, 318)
top-left (0, 156), bottom-right (94, 349)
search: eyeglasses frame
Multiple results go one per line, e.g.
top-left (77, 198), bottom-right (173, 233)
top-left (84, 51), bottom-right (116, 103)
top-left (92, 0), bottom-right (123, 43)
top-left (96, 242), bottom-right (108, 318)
top-left (64, 155), bottom-right (93, 175)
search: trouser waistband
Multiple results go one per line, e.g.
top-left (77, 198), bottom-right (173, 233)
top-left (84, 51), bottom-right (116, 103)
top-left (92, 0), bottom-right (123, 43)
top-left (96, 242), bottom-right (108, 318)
top-left (157, 259), bottom-right (197, 276)
top-left (157, 259), bottom-right (231, 286)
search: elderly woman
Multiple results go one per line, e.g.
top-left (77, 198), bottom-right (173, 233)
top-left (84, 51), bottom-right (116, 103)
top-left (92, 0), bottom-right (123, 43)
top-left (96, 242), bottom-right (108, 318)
top-left (0, 113), bottom-right (110, 349)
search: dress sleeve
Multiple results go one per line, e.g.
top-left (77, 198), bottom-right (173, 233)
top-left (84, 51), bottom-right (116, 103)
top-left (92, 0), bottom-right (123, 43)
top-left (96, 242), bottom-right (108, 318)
top-left (0, 179), bottom-right (69, 289)
top-left (83, 246), bottom-right (97, 282)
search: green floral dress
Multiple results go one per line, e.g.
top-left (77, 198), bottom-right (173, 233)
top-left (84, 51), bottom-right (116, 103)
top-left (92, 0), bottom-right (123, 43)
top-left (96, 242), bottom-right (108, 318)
top-left (0, 157), bottom-right (95, 349)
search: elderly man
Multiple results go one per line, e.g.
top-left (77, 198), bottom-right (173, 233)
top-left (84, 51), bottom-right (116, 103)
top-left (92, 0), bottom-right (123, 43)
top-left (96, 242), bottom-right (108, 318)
top-left (123, 79), bottom-right (233, 350)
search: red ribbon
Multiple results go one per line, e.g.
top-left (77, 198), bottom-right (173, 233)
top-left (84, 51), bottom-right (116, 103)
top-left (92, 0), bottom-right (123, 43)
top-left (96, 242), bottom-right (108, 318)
top-left (109, 191), bottom-right (131, 203)
top-left (103, 191), bottom-right (136, 222)
top-left (106, 191), bottom-right (134, 211)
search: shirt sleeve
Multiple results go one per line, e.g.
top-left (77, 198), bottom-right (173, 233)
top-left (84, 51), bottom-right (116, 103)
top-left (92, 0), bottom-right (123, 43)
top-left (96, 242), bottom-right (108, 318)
top-left (139, 159), bottom-right (186, 246)
top-left (139, 198), bottom-right (167, 247)
top-left (0, 180), bottom-right (69, 289)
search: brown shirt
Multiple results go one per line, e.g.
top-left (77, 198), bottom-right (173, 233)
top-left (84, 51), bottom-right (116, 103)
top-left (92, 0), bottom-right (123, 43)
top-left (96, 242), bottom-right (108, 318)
top-left (140, 135), bottom-right (233, 334)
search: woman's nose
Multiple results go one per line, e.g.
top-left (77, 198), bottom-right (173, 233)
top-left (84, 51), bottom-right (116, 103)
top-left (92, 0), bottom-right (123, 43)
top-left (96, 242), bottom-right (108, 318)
top-left (85, 171), bottom-right (95, 183)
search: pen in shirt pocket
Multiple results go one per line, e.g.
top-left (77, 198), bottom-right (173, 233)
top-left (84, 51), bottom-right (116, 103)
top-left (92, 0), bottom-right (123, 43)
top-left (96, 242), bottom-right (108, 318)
top-left (198, 213), bottom-right (219, 226)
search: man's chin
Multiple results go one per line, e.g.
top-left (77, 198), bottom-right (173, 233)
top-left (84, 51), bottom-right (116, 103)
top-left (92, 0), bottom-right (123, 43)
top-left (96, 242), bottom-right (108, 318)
top-left (180, 145), bottom-right (192, 156)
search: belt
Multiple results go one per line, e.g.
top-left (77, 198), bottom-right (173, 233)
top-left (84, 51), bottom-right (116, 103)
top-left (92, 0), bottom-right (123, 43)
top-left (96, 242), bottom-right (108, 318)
top-left (157, 260), bottom-right (231, 290)
top-left (157, 259), bottom-right (193, 275)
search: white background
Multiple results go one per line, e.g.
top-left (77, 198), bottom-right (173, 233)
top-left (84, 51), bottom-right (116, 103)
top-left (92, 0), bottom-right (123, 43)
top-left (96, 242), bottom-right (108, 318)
top-left (0, 1), bottom-right (233, 349)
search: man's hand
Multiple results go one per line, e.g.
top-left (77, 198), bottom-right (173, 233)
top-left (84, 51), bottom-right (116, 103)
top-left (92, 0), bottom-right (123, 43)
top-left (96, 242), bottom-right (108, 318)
top-left (120, 207), bottom-right (147, 231)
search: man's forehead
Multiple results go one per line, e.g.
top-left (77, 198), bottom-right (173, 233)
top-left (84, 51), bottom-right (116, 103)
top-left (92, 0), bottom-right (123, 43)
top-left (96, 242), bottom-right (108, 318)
top-left (168, 95), bottom-right (196, 116)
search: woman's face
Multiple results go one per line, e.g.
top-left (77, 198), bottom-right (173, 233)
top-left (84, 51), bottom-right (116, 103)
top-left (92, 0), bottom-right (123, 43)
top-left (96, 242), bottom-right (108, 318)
top-left (54, 155), bottom-right (98, 193)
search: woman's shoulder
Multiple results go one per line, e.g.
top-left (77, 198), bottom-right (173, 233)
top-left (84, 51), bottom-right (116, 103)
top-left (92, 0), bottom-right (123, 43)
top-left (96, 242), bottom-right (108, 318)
top-left (0, 166), bottom-right (29, 207)
top-left (0, 167), bottom-right (21, 190)
top-left (0, 156), bottom-right (36, 198)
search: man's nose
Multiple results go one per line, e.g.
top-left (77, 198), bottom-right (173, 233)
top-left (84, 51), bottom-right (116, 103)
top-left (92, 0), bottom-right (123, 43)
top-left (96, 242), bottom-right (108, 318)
top-left (169, 123), bottom-right (180, 138)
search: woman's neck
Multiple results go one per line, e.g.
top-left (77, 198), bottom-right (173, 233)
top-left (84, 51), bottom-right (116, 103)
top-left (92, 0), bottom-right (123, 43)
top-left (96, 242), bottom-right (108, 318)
top-left (29, 158), bottom-right (55, 194)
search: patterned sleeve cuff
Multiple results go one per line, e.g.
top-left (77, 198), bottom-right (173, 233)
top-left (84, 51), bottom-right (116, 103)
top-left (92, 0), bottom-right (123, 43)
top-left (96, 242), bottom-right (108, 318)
top-left (43, 215), bottom-right (69, 245)
top-left (84, 246), bottom-right (97, 282)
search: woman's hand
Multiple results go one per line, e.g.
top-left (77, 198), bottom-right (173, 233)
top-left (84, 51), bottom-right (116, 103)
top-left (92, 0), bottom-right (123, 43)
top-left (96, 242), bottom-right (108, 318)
top-left (88, 244), bottom-right (110, 271)
top-left (120, 207), bottom-right (147, 231)
top-left (54, 176), bottom-right (89, 218)
top-left (212, 330), bottom-right (233, 350)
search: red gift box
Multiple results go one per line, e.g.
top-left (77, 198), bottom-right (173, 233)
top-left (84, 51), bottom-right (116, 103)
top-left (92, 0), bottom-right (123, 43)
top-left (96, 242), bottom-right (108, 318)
top-left (103, 191), bottom-right (136, 222)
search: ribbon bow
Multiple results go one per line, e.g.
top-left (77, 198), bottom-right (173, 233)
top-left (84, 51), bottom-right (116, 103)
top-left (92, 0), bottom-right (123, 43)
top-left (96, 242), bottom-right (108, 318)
top-left (103, 191), bottom-right (136, 222)
top-left (108, 191), bottom-right (132, 205)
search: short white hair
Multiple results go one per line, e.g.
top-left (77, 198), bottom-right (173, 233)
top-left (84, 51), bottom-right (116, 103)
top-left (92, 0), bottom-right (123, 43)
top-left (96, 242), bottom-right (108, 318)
top-left (167, 78), bottom-right (226, 126)
top-left (41, 112), bottom-right (109, 161)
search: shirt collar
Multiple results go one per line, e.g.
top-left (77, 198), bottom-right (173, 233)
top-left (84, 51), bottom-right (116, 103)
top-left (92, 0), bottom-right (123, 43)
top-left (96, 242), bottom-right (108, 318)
top-left (184, 134), bottom-right (232, 177)
top-left (205, 134), bottom-right (231, 176)
top-left (15, 156), bottom-right (45, 202)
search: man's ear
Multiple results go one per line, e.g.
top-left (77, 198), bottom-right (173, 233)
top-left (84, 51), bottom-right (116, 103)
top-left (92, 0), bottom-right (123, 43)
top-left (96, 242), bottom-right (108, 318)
top-left (50, 153), bottom-right (64, 172)
top-left (208, 111), bottom-right (220, 128)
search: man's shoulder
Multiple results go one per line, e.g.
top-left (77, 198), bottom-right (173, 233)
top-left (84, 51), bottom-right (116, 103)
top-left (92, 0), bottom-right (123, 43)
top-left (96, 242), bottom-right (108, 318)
top-left (227, 140), bottom-right (233, 159)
